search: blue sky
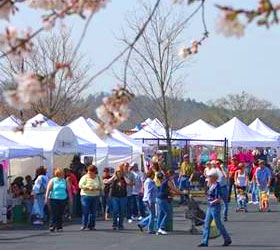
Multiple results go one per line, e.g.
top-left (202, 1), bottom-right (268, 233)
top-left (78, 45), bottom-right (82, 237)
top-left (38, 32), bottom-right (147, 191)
top-left (2, 0), bottom-right (280, 106)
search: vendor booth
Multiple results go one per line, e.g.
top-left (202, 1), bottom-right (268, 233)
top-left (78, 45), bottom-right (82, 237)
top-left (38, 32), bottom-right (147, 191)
top-left (0, 126), bottom-right (78, 177)
top-left (0, 134), bottom-right (43, 223)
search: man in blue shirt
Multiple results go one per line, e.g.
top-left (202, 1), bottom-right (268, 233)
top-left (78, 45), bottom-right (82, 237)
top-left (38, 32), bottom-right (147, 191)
top-left (256, 160), bottom-right (271, 191)
top-left (256, 160), bottom-right (271, 211)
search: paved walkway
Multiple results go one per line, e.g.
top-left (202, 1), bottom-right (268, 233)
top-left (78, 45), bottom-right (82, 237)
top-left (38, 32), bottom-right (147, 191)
top-left (1, 200), bottom-right (280, 250)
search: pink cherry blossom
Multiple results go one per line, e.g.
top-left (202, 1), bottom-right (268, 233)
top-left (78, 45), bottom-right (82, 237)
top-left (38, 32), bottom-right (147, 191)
top-left (216, 11), bottom-right (245, 38)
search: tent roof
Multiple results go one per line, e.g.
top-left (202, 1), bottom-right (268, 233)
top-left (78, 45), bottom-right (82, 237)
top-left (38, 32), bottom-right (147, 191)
top-left (0, 115), bottom-right (21, 127)
top-left (87, 118), bottom-right (148, 152)
top-left (86, 118), bottom-right (132, 156)
top-left (26, 114), bottom-right (96, 155)
top-left (130, 119), bottom-right (189, 141)
top-left (177, 119), bottom-right (215, 137)
top-left (25, 114), bottom-right (58, 127)
top-left (0, 126), bottom-right (78, 154)
top-left (249, 118), bottom-right (280, 140)
top-left (0, 133), bottom-right (43, 159)
top-left (194, 117), bottom-right (278, 148)
top-left (68, 117), bottom-right (108, 155)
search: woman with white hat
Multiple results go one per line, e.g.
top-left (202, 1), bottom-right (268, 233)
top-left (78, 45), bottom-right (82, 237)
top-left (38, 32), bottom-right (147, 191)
top-left (198, 168), bottom-right (232, 247)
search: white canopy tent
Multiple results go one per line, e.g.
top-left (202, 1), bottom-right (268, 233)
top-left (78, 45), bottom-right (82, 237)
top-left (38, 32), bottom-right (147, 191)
top-left (0, 126), bottom-right (78, 176)
top-left (0, 134), bottom-right (43, 160)
top-left (192, 117), bottom-right (279, 148)
top-left (130, 118), bottom-right (189, 145)
top-left (0, 115), bottom-right (21, 128)
top-left (68, 117), bottom-right (133, 169)
top-left (68, 116), bottom-right (108, 157)
top-left (130, 118), bottom-right (153, 132)
top-left (26, 114), bottom-right (96, 156)
top-left (25, 113), bottom-right (58, 127)
top-left (83, 118), bottom-right (133, 168)
top-left (0, 134), bottom-right (43, 224)
top-left (177, 119), bottom-right (215, 137)
top-left (87, 118), bottom-right (148, 165)
top-left (249, 118), bottom-right (280, 140)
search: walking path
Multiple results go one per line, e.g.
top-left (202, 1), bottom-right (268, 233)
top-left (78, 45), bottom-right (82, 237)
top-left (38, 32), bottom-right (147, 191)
top-left (1, 199), bottom-right (280, 250)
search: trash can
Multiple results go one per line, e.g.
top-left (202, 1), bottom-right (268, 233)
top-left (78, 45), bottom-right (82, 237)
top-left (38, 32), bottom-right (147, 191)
top-left (166, 200), bottom-right (173, 232)
top-left (12, 204), bottom-right (27, 224)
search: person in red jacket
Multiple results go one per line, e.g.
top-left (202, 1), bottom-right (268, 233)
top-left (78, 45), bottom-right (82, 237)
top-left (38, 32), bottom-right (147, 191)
top-left (228, 158), bottom-right (240, 202)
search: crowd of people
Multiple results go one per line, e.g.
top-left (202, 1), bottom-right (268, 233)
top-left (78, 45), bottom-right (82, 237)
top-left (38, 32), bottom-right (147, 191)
top-left (7, 151), bottom-right (280, 247)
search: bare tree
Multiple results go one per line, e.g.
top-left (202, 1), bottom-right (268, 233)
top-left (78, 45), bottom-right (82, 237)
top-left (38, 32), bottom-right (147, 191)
top-left (0, 30), bottom-right (90, 124)
top-left (120, 2), bottom-right (188, 167)
top-left (210, 91), bottom-right (275, 124)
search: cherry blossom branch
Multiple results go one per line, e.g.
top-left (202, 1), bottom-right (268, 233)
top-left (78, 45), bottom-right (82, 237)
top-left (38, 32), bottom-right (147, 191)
top-left (216, 0), bottom-right (280, 29)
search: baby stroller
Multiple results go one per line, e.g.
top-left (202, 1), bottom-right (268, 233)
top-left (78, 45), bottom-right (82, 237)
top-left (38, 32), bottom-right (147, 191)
top-left (184, 194), bottom-right (205, 234)
top-left (236, 188), bottom-right (248, 212)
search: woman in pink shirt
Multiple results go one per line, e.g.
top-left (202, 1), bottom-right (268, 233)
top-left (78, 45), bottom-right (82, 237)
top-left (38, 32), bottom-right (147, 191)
top-left (64, 168), bottom-right (79, 220)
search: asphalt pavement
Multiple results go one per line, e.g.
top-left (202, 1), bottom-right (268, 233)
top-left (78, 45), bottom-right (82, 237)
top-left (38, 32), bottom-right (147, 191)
top-left (1, 199), bottom-right (280, 250)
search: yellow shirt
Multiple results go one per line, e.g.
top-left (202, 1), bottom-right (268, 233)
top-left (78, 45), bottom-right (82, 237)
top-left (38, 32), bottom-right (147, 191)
top-left (180, 162), bottom-right (194, 177)
top-left (153, 171), bottom-right (163, 187)
top-left (79, 174), bottom-right (104, 197)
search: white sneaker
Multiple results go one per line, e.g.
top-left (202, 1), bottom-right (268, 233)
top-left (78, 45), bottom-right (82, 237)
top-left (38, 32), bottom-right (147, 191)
top-left (131, 216), bottom-right (137, 221)
top-left (157, 229), bottom-right (168, 235)
top-left (138, 216), bottom-right (143, 221)
top-left (128, 219), bottom-right (133, 224)
top-left (248, 201), bottom-right (253, 204)
top-left (253, 201), bottom-right (259, 205)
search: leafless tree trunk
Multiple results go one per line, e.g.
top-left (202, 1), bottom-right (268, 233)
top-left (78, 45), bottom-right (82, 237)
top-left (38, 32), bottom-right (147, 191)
top-left (120, 2), bottom-right (188, 168)
top-left (0, 30), bottom-right (91, 124)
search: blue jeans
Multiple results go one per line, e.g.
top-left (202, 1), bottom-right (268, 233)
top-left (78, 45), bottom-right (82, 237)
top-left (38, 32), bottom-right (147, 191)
top-left (111, 197), bottom-right (127, 228)
top-left (81, 196), bottom-right (98, 228)
top-left (202, 204), bottom-right (231, 246)
top-left (139, 202), bottom-right (155, 232)
top-left (220, 185), bottom-right (229, 219)
top-left (132, 194), bottom-right (146, 218)
top-left (50, 199), bottom-right (66, 229)
top-left (157, 199), bottom-right (170, 230)
top-left (251, 182), bottom-right (258, 202)
top-left (126, 196), bottom-right (133, 219)
top-left (179, 176), bottom-right (190, 203)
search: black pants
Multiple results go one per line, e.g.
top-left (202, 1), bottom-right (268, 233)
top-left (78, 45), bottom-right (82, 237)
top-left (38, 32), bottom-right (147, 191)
top-left (50, 199), bottom-right (66, 229)
top-left (228, 178), bottom-right (237, 202)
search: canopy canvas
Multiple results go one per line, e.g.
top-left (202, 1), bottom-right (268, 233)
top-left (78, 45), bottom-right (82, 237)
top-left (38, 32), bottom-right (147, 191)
top-left (25, 113), bottom-right (58, 127)
top-left (177, 119), bottom-right (215, 137)
top-left (26, 114), bottom-right (96, 155)
top-left (130, 118), bottom-right (189, 145)
top-left (68, 117), bottom-right (108, 157)
top-left (0, 115), bottom-right (21, 128)
top-left (0, 134), bottom-right (43, 159)
top-left (85, 118), bottom-right (133, 168)
top-left (0, 126), bottom-right (78, 175)
top-left (249, 118), bottom-right (280, 140)
top-left (87, 118), bottom-right (148, 165)
top-left (130, 118), bottom-right (153, 132)
top-left (192, 117), bottom-right (279, 148)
